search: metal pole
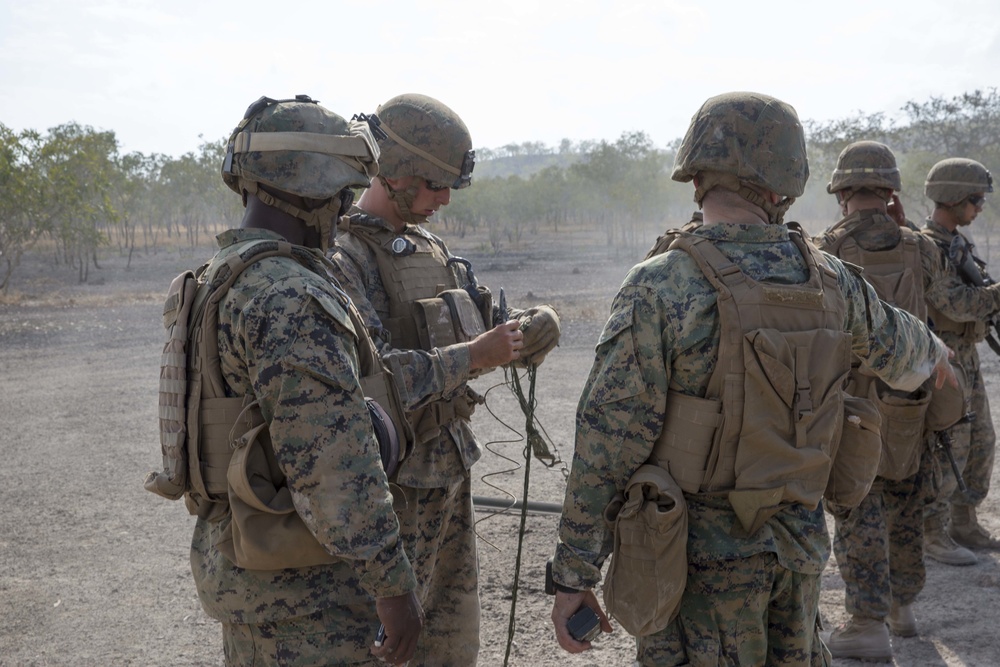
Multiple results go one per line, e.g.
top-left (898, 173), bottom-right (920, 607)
top-left (473, 495), bottom-right (562, 516)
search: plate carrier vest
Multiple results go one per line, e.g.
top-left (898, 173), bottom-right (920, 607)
top-left (649, 230), bottom-right (860, 534)
top-left (821, 214), bottom-right (932, 480)
top-left (338, 215), bottom-right (491, 444)
top-left (145, 238), bottom-right (411, 570)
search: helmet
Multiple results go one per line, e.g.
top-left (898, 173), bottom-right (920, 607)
top-left (372, 93), bottom-right (475, 190)
top-left (827, 141), bottom-right (901, 194)
top-left (222, 94), bottom-right (379, 201)
top-left (671, 91), bottom-right (808, 198)
top-left (924, 158), bottom-right (994, 204)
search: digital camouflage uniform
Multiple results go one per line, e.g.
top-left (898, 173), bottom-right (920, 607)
top-left (816, 210), bottom-right (947, 623)
top-left (553, 221), bottom-right (945, 667)
top-left (191, 228), bottom-right (415, 666)
top-left (330, 207), bottom-right (515, 666)
top-left (922, 218), bottom-right (1000, 527)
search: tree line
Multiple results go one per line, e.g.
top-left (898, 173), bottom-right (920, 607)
top-left (2, 89), bottom-right (999, 291)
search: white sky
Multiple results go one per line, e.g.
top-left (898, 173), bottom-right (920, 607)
top-left (2, 0), bottom-right (998, 158)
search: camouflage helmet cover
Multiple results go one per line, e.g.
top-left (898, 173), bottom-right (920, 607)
top-left (671, 91), bottom-right (809, 198)
top-left (924, 157), bottom-right (994, 204)
top-left (222, 95), bottom-right (379, 200)
top-left (374, 93), bottom-right (475, 189)
top-left (827, 141), bottom-right (901, 194)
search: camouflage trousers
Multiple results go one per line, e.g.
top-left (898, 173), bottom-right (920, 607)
top-left (394, 474), bottom-right (480, 666)
top-left (926, 343), bottom-right (996, 523)
top-left (635, 551), bottom-right (830, 667)
top-left (831, 454), bottom-right (929, 619)
top-left (222, 606), bottom-right (381, 666)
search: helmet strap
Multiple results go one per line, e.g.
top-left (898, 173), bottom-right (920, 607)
top-left (381, 176), bottom-right (429, 226)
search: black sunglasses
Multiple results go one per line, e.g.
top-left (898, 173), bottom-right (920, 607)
top-left (967, 194), bottom-right (986, 207)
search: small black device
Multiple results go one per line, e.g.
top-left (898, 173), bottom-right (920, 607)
top-left (544, 558), bottom-right (601, 642)
top-left (567, 606), bottom-right (601, 642)
top-left (374, 623), bottom-right (386, 648)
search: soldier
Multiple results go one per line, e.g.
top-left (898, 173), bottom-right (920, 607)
top-left (921, 158), bottom-right (1000, 559)
top-left (155, 96), bottom-right (423, 666)
top-left (329, 93), bottom-right (561, 665)
top-left (815, 141), bottom-right (949, 659)
top-left (547, 92), bottom-right (956, 666)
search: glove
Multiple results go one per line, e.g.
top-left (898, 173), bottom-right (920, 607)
top-left (518, 305), bottom-right (560, 366)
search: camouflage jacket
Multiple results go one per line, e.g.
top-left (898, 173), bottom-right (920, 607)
top-left (553, 222), bottom-right (945, 590)
top-left (330, 208), bottom-right (517, 487)
top-left (191, 228), bottom-right (415, 623)
top-left (922, 218), bottom-right (1000, 347)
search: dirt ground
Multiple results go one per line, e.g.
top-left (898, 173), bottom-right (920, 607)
top-left (1, 223), bottom-right (999, 666)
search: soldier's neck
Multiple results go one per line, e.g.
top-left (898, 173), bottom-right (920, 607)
top-left (357, 180), bottom-right (406, 233)
top-left (701, 190), bottom-right (768, 226)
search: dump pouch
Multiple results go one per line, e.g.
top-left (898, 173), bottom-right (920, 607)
top-left (602, 465), bottom-right (687, 637)
top-left (216, 401), bottom-right (336, 570)
top-left (825, 392), bottom-right (882, 510)
top-left (871, 382), bottom-right (931, 481)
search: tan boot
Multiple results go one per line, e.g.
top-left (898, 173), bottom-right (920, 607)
top-left (950, 505), bottom-right (1000, 549)
top-left (925, 516), bottom-right (978, 565)
top-left (821, 616), bottom-right (892, 662)
top-left (887, 602), bottom-right (917, 637)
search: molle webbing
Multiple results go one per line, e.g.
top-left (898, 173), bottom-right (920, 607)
top-left (340, 219), bottom-right (457, 349)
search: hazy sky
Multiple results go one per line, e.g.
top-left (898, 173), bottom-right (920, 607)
top-left (2, 0), bottom-right (998, 158)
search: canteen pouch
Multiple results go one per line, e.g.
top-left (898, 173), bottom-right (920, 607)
top-left (602, 465), bottom-right (687, 637)
top-left (871, 382), bottom-right (931, 481)
top-left (824, 392), bottom-right (881, 510)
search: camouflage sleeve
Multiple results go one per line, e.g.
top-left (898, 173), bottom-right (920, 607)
top-left (242, 277), bottom-right (416, 598)
top-left (922, 244), bottom-right (1000, 323)
top-left (329, 238), bottom-right (472, 410)
top-left (827, 254), bottom-right (945, 392)
top-left (552, 283), bottom-right (671, 590)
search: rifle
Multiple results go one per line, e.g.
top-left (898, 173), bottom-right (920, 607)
top-left (935, 411), bottom-right (975, 494)
top-left (947, 235), bottom-right (1000, 356)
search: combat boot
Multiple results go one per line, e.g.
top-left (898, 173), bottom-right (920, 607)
top-left (821, 616), bottom-right (892, 662)
top-left (887, 602), bottom-right (917, 637)
top-left (924, 516), bottom-right (978, 565)
top-left (950, 504), bottom-right (1000, 549)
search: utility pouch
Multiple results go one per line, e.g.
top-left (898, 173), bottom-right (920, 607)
top-left (215, 401), bottom-right (335, 571)
top-left (825, 392), bottom-right (881, 510)
top-left (871, 382), bottom-right (931, 481)
top-left (650, 391), bottom-right (722, 494)
top-left (602, 465), bottom-right (687, 637)
top-left (413, 288), bottom-right (488, 351)
top-left (734, 328), bottom-right (846, 510)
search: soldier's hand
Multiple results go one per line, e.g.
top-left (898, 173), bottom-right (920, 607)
top-left (469, 319), bottom-right (523, 370)
top-left (518, 305), bottom-right (561, 366)
top-left (372, 591), bottom-right (423, 664)
top-left (551, 590), bottom-right (612, 653)
top-left (933, 345), bottom-right (959, 390)
top-left (887, 193), bottom-right (907, 227)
